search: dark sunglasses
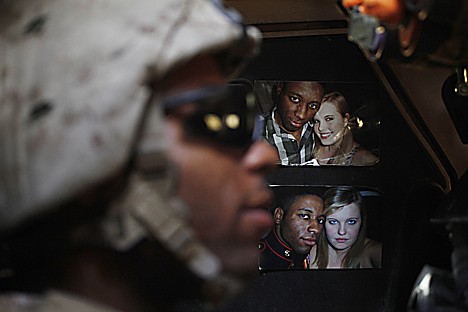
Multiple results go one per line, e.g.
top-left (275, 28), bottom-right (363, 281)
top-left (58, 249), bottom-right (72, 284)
top-left (162, 81), bottom-right (264, 148)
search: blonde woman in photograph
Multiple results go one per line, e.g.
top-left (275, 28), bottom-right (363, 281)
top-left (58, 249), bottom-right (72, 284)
top-left (309, 186), bottom-right (382, 269)
top-left (312, 92), bottom-right (378, 166)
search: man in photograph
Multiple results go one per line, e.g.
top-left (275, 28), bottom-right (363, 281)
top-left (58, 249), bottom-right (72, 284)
top-left (258, 193), bottom-right (325, 270)
top-left (263, 81), bottom-right (324, 165)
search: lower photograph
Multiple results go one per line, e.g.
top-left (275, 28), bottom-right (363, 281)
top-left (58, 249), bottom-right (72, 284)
top-left (258, 184), bottom-right (383, 271)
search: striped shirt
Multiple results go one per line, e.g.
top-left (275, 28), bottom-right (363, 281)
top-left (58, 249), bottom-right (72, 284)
top-left (263, 110), bottom-right (315, 165)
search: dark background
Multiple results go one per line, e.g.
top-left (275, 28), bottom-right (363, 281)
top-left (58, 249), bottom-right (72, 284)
top-left (222, 34), bottom-right (452, 312)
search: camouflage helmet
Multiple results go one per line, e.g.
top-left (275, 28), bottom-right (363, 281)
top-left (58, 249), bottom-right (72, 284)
top-left (0, 0), bottom-right (261, 279)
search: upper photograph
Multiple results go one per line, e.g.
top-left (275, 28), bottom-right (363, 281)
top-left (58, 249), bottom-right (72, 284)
top-left (255, 80), bottom-right (381, 167)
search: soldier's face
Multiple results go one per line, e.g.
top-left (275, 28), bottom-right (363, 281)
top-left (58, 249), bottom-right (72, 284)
top-left (164, 55), bottom-right (278, 274)
top-left (275, 195), bottom-right (324, 255)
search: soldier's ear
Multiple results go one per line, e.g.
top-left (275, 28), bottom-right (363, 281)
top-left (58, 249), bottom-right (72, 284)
top-left (274, 207), bottom-right (284, 224)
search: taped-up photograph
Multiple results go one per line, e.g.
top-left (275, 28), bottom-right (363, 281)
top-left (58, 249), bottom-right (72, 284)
top-left (255, 80), bottom-right (380, 166)
top-left (258, 185), bottom-right (382, 271)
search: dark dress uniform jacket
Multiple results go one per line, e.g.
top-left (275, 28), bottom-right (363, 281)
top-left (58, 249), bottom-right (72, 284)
top-left (258, 230), bottom-right (308, 270)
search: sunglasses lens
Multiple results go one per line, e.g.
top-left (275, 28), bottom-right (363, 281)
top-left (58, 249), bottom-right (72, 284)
top-left (183, 82), bottom-right (259, 147)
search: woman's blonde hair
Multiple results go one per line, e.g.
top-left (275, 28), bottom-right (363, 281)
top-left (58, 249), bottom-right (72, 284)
top-left (314, 186), bottom-right (367, 269)
top-left (313, 92), bottom-right (357, 165)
